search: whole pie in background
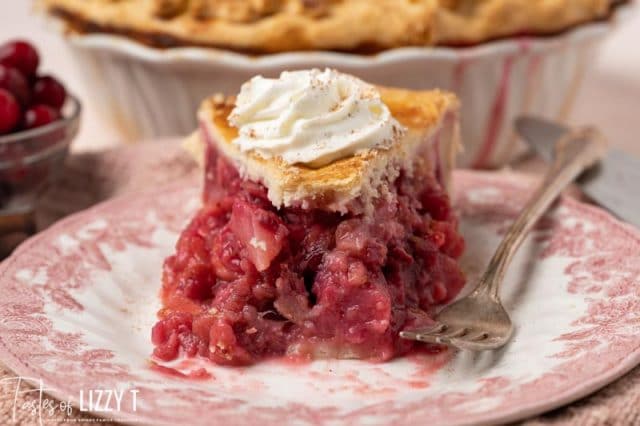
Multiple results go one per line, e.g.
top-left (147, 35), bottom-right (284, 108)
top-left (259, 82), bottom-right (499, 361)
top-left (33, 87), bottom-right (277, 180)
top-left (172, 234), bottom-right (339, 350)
top-left (40, 0), bottom-right (616, 53)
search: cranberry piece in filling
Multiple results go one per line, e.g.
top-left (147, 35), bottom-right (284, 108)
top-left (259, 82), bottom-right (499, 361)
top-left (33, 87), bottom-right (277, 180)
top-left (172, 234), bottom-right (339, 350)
top-left (152, 146), bottom-right (465, 365)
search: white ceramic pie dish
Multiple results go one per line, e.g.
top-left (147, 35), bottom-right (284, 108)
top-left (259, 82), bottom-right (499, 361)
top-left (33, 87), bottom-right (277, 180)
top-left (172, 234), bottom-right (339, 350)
top-left (54, 7), bottom-right (628, 168)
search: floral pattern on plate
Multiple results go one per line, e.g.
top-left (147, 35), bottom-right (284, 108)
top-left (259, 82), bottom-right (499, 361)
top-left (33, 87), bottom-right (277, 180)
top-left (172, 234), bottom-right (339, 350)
top-left (0, 170), bottom-right (639, 426)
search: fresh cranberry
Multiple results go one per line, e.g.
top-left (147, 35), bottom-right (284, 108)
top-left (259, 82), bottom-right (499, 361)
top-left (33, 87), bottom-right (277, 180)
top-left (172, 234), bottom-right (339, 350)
top-left (0, 89), bottom-right (21, 134)
top-left (0, 65), bottom-right (30, 107)
top-left (0, 40), bottom-right (39, 78)
top-left (33, 75), bottom-right (66, 110)
top-left (22, 105), bottom-right (59, 130)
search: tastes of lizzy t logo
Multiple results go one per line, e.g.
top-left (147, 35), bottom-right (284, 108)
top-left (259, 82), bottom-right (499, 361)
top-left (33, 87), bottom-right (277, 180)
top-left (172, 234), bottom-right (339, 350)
top-left (79, 388), bottom-right (139, 413)
top-left (0, 376), bottom-right (140, 425)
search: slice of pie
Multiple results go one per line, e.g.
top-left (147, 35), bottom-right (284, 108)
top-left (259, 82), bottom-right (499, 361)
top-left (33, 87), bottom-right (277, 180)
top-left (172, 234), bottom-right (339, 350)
top-left (152, 70), bottom-right (466, 365)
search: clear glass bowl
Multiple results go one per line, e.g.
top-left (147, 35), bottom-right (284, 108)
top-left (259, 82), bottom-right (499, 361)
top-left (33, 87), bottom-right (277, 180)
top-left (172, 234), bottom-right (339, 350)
top-left (0, 95), bottom-right (81, 230)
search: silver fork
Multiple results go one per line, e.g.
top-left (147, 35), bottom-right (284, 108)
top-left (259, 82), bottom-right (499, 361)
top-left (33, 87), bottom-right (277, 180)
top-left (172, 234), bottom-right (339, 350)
top-left (400, 126), bottom-right (607, 351)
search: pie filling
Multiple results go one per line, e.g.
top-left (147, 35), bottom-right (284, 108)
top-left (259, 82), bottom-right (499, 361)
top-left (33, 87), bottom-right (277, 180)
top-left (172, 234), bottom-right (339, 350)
top-left (152, 141), bottom-right (465, 366)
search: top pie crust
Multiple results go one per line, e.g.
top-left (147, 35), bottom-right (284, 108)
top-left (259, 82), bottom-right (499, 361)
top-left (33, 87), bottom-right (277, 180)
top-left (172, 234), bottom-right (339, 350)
top-left (41, 0), bottom-right (614, 53)
top-left (188, 86), bottom-right (460, 212)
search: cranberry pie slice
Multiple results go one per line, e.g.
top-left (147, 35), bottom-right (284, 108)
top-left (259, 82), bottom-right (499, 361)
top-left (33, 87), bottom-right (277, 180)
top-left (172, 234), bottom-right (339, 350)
top-left (152, 70), bottom-right (466, 365)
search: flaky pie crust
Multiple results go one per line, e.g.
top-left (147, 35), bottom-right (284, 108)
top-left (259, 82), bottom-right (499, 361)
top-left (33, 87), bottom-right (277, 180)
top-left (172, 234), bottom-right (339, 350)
top-left (186, 86), bottom-right (460, 212)
top-left (41, 0), bottom-right (614, 53)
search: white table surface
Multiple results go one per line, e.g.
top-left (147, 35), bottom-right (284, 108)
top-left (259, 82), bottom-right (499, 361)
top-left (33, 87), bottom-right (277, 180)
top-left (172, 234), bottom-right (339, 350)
top-left (1, 2), bottom-right (639, 154)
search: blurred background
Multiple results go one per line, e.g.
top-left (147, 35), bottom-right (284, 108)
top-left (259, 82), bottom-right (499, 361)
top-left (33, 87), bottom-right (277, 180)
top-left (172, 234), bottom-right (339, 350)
top-left (1, 2), bottom-right (638, 155)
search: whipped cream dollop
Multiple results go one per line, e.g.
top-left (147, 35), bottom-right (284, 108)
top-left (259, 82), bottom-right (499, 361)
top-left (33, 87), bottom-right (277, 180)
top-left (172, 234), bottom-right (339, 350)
top-left (229, 69), bottom-right (406, 167)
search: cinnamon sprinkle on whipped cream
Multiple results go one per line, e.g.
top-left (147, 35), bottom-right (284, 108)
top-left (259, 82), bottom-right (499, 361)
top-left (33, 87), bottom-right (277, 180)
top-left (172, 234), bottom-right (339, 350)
top-left (229, 69), bottom-right (406, 168)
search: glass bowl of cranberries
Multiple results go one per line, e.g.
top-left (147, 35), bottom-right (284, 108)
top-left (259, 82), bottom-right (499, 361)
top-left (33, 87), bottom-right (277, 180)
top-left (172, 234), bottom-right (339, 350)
top-left (0, 40), bottom-right (80, 226)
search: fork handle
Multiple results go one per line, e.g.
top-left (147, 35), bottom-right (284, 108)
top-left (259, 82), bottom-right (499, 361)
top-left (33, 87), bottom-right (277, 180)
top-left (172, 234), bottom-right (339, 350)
top-left (476, 127), bottom-right (607, 299)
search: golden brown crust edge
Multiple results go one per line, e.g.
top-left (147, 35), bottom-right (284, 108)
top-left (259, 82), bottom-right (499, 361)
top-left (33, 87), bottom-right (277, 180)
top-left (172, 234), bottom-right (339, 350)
top-left (190, 87), bottom-right (460, 212)
top-left (41, 0), bottom-right (614, 53)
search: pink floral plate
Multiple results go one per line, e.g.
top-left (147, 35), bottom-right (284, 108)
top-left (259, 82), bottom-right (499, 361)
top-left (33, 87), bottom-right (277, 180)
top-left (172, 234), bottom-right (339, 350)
top-left (1, 170), bottom-right (639, 426)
